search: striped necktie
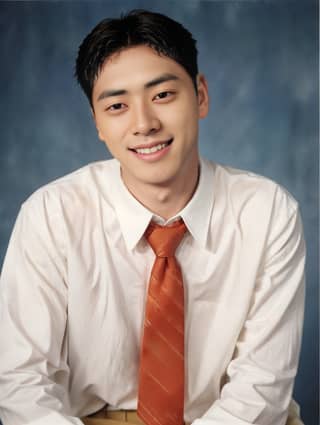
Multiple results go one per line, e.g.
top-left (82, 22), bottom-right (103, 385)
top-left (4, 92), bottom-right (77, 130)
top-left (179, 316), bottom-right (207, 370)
top-left (138, 219), bottom-right (187, 425)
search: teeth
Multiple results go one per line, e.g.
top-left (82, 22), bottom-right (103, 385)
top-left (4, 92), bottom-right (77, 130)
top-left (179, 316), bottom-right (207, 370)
top-left (135, 143), bottom-right (168, 154)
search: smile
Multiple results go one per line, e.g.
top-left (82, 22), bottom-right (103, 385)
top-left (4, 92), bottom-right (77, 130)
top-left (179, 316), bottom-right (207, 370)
top-left (135, 143), bottom-right (168, 154)
top-left (130, 139), bottom-right (173, 155)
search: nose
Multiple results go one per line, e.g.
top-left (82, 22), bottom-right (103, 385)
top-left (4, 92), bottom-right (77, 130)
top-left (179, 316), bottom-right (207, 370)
top-left (131, 102), bottom-right (161, 136)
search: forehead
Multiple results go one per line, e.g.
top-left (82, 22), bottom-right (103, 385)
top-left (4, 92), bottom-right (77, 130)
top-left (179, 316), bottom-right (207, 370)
top-left (93, 45), bottom-right (190, 95)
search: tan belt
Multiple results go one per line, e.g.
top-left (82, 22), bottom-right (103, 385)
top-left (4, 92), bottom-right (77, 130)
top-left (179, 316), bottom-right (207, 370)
top-left (82, 409), bottom-right (190, 425)
top-left (81, 406), bottom-right (303, 425)
top-left (105, 411), bottom-right (144, 424)
top-left (82, 409), bottom-right (145, 425)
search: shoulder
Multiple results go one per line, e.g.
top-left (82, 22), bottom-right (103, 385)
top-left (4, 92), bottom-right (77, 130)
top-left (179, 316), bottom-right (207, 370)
top-left (22, 159), bottom-right (117, 210)
top-left (204, 158), bottom-right (299, 223)
top-left (19, 159), bottom-right (119, 231)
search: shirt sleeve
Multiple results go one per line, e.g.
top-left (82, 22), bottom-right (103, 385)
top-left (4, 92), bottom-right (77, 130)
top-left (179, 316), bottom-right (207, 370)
top-left (0, 194), bottom-right (83, 425)
top-left (192, 187), bottom-right (306, 425)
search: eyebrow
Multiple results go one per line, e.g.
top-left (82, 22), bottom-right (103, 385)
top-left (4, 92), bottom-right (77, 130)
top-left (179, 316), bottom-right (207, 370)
top-left (97, 73), bottom-right (179, 102)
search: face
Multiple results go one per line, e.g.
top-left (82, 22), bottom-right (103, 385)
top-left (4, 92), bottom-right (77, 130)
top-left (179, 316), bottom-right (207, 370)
top-left (92, 45), bottom-right (209, 193)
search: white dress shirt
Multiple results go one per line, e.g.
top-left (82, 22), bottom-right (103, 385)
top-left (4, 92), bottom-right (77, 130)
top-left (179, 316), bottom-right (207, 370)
top-left (0, 158), bottom-right (305, 425)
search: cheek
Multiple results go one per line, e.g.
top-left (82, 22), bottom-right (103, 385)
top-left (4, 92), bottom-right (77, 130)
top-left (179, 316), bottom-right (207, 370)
top-left (96, 116), bottom-right (128, 143)
top-left (170, 103), bottom-right (199, 138)
top-left (162, 98), bottom-right (197, 126)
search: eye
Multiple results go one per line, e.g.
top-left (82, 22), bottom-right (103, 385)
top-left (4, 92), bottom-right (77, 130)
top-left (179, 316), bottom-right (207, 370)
top-left (106, 103), bottom-right (126, 112)
top-left (154, 91), bottom-right (175, 101)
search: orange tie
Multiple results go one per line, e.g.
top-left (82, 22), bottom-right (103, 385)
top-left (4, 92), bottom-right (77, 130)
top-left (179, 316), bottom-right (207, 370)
top-left (138, 219), bottom-right (187, 425)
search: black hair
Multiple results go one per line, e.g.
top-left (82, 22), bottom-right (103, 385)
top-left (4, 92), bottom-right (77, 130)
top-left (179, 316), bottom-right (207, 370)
top-left (75, 9), bottom-right (198, 106)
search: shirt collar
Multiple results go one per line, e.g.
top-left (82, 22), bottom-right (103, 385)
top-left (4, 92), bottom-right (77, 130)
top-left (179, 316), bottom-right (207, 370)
top-left (110, 162), bottom-right (153, 251)
top-left (178, 157), bottom-right (214, 248)
top-left (110, 157), bottom-right (214, 251)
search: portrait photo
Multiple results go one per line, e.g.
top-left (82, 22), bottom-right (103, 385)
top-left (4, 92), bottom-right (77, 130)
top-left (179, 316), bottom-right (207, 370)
top-left (0, 1), bottom-right (318, 425)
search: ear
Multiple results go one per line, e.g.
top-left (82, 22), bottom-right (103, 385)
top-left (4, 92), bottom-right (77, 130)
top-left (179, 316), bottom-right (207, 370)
top-left (91, 107), bottom-right (105, 142)
top-left (196, 74), bottom-right (209, 119)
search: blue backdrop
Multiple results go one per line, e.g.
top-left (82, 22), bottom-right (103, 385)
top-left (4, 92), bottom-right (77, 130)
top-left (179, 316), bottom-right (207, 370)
top-left (0, 1), bottom-right (318, 424)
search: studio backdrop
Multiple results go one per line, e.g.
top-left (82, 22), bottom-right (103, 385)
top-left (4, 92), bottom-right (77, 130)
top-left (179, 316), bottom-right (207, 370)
top-left (0, 1), bottom-right (318, 424)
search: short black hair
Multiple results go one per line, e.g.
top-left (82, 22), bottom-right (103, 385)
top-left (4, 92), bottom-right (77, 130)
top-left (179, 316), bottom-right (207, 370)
top-left (75, 9), bottom-right (198, 106)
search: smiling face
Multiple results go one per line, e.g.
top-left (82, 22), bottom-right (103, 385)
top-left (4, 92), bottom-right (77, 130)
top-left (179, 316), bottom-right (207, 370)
top-left (92, 45), bottom-right (209, 196)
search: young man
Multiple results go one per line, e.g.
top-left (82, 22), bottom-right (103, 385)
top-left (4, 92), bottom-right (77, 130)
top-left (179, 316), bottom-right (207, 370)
top-left (0, 10), bottom-right (305, 425)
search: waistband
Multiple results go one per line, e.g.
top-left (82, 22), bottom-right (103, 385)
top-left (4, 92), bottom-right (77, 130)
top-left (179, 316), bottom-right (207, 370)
top-left (82, 409), bottom-right (190, 425)
top-left (92, 409), bottom-right (143, 424)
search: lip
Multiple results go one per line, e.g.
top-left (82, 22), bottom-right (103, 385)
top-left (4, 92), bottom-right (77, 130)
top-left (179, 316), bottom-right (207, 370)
top-left (129, 138), bottom-right (173, 151)
top-left (129, 138), bottom-right (173, 162)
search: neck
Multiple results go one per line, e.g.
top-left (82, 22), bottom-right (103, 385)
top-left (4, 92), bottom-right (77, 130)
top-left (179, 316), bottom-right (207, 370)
top-left (121, 161), bottom-right (200, 221)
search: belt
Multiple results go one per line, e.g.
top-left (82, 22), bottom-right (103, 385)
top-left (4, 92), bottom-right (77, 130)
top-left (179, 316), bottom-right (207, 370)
top-left (82, 409), bottom-right (190, 425)
top-left (82, 409), bottom-right (144, 425)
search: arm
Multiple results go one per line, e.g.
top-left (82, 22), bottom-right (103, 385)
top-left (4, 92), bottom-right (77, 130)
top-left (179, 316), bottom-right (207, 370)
top-left (0, 194), bottom-right (82, 425)
top-left (194, 191), bottom-right (306, 424)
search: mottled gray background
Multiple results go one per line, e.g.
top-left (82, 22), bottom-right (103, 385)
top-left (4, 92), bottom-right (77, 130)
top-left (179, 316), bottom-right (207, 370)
top-left (0, 1), bottom-right (318, 424)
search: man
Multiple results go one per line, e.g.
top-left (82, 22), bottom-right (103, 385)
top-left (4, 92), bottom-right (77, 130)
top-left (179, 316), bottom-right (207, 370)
top-left (0, 10), bottom-right (305, 425)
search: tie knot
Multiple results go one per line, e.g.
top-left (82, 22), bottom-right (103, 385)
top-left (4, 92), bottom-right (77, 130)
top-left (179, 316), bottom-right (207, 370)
top-left (145, 219), bottom-right (187, 258)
